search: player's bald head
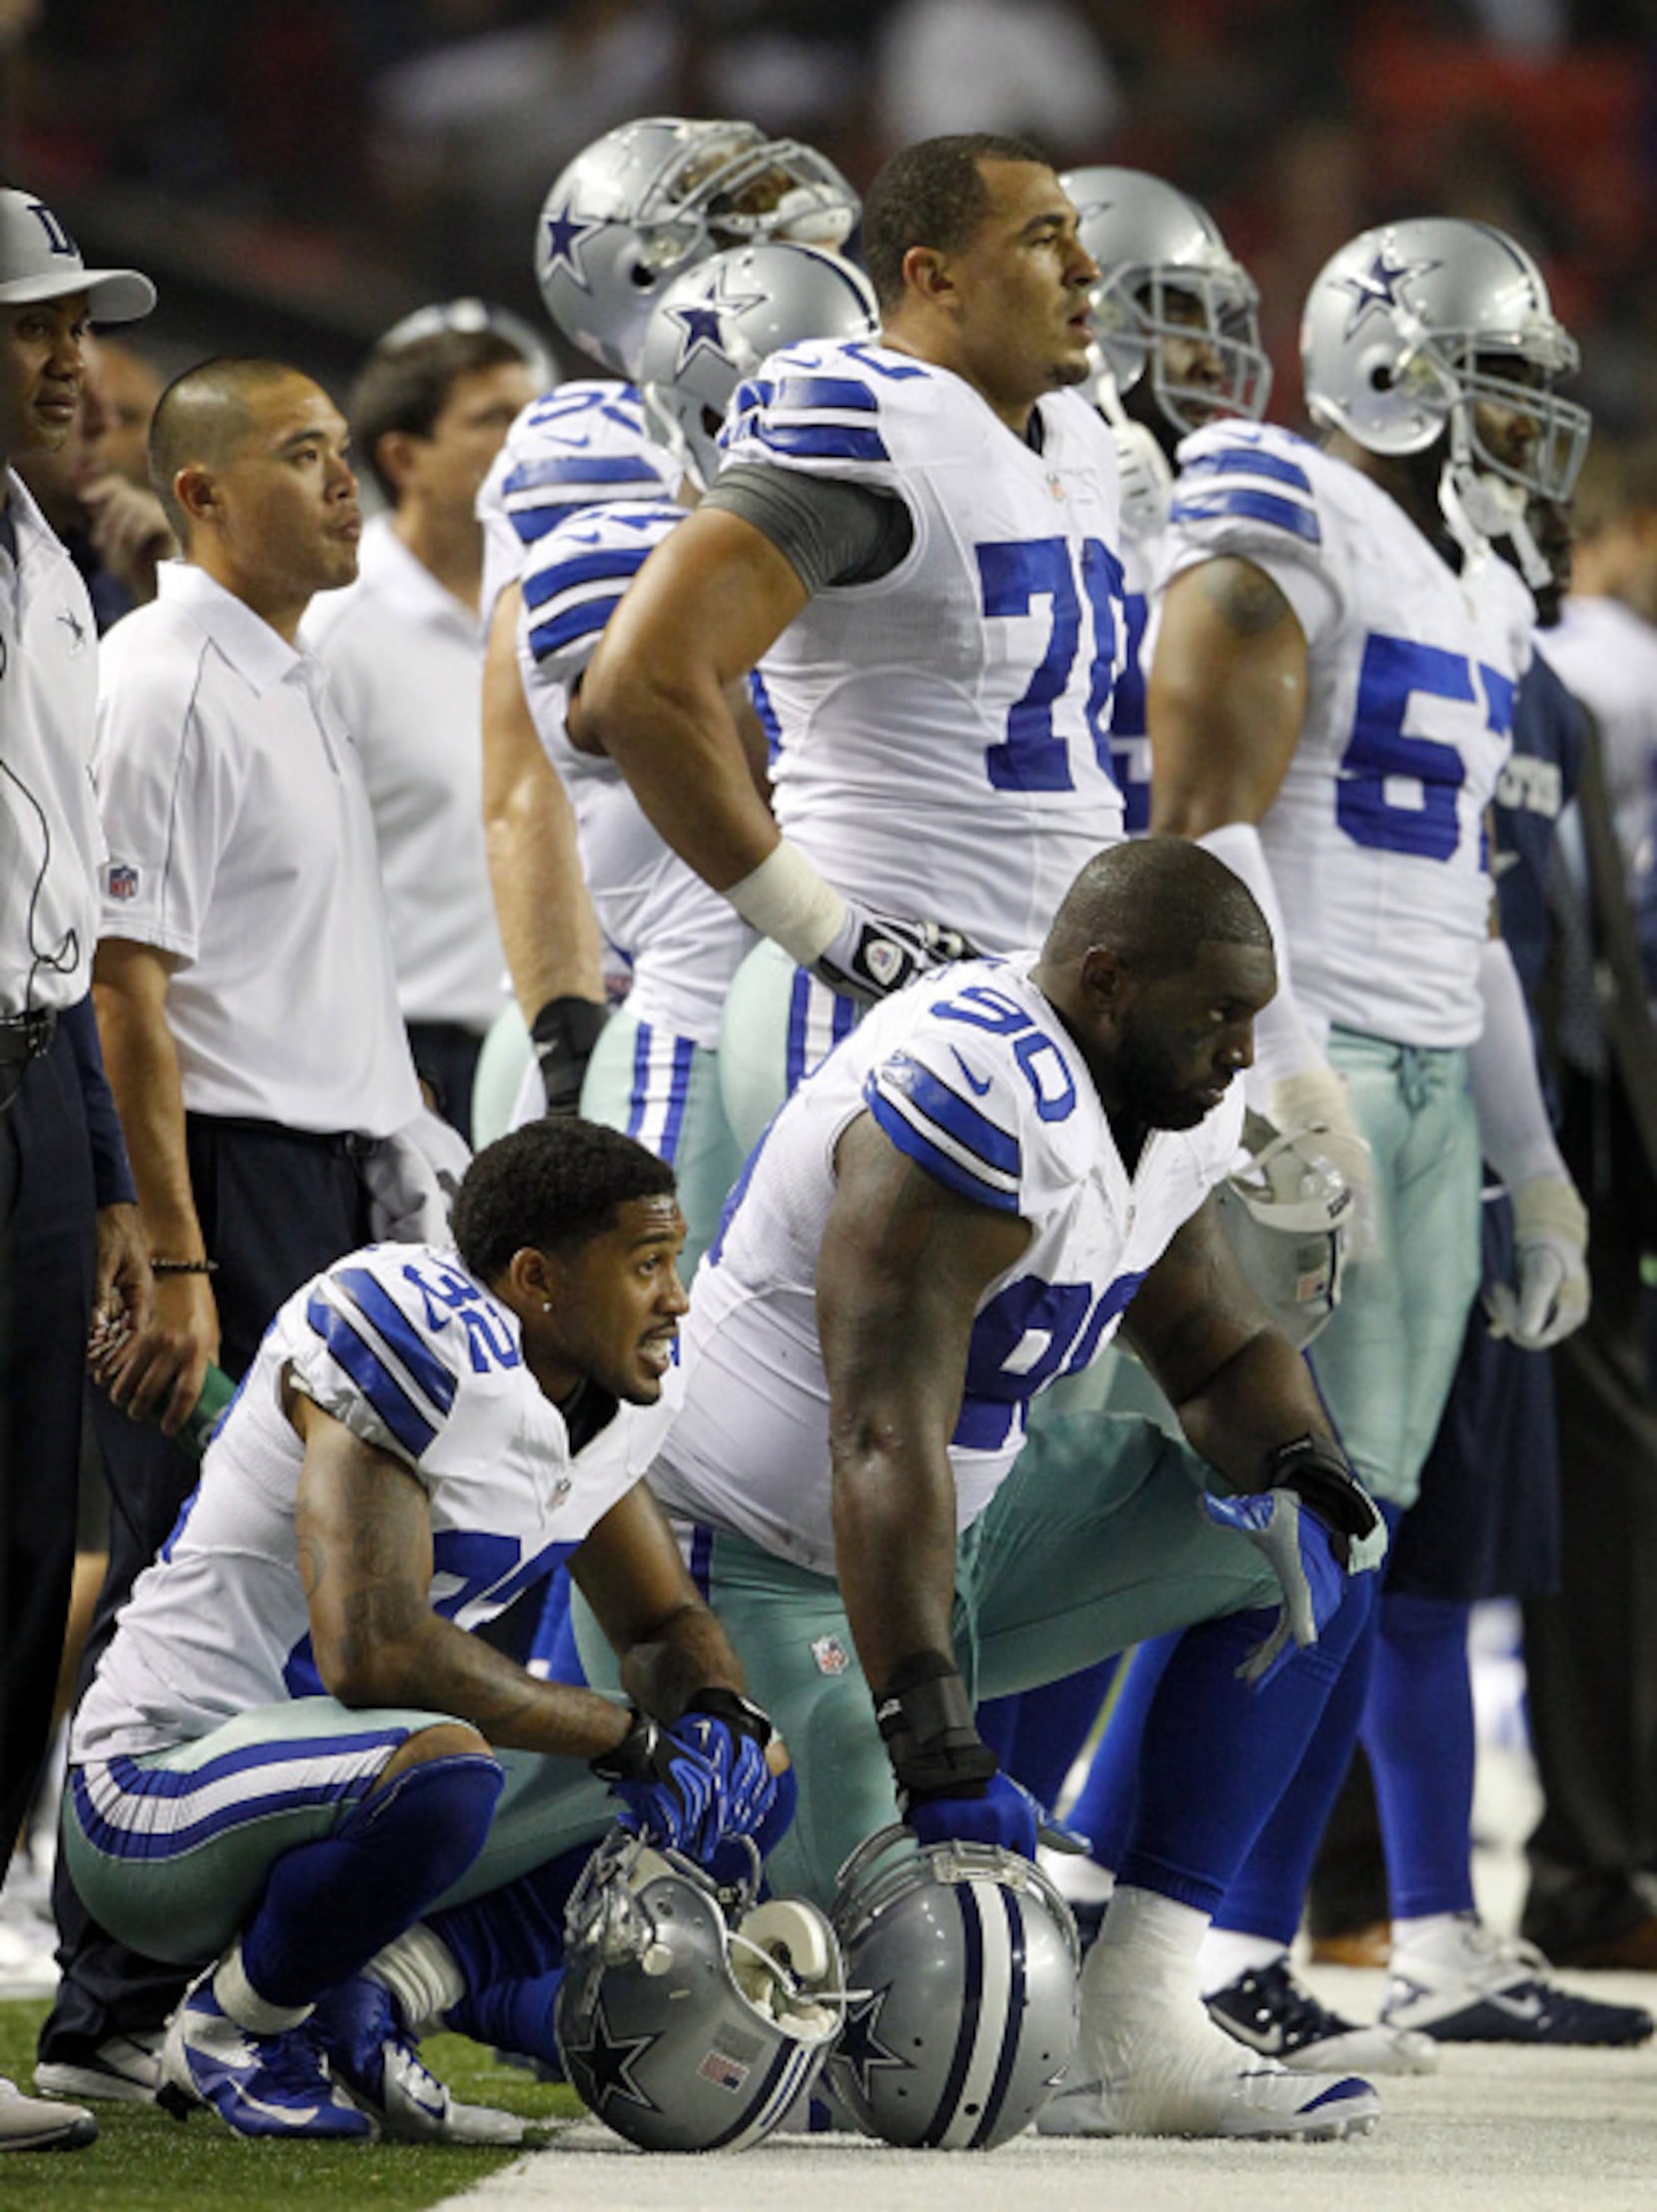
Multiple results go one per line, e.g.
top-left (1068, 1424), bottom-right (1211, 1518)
top-left (148, 356), bottom-right (304, 538)
top-left (1043, 836), bottom-right (1272, 975)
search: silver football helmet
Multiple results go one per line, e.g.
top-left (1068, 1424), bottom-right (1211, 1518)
top-left (826, 1826), bottom-right (1080, 2151)
top-left (536, 117), bottom-right (859, 382)
top-left (1216, 1111), bottom-right (1353, 1351)
top-left (555, 1829), bottom-right (844, 2153)
top-left (1060, 166), bottom-right (1272, 437)
top-left (1301, 218), bottom-right (1590, 504)
top-left (372, 296), bottom-right (554, 391)
top-left (639, 242), bottom-right (879, 490)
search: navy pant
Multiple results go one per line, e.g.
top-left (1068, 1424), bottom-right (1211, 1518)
top-left (0, 1028), bottom-right (95, 1854)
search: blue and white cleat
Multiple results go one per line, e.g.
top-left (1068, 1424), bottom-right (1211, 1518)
top-left (1209, 1956), bottom-right (1438, 2074)
top-left (163, 1963), bottom-right (373, 2141)
top-left (313, 1976), bottom-right (526, 2144)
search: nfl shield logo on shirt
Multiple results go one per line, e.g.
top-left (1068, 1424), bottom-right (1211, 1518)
top-left (106, 862), bottom-right (140, 901)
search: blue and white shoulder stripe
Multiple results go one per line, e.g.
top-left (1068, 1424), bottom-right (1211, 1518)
top-left (301, 1263), bottom-right (462, 1462)
top-left (520, 501), bottom-right (685, 679)
top-left (496, 382), bottom-right (680, 548)
top-left (865, 1051), bottom-right (1023, 1213)
top-left (724, 341), bottom-right (931, 475)
top-left (1170, 429), bottom-right (1324, 549)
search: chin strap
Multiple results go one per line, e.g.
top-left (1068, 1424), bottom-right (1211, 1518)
top-left (1437, 421), bottom-right (1551, 592)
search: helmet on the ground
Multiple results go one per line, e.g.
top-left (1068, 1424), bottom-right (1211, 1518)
top-left (826, 1825), bottom-right (1080, 2150)
top-left (555, 1827), bottom-right (843, 2152)
top-left (536, 117), bottom-right (859, 381)
top-left (1301, 217), bottom-right (1588, 501)
top-left (639, 241), bottom-right (879, 488)
top-left (1215, 1110), bottom-right (1352, 1350)
top-left (1060, 166), bottom-right (1271, 435)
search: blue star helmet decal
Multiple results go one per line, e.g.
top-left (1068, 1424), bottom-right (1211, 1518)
top-left (1336, 245), bottom-right (1443, 339)
top-left (667, 300), bottom-right (733, 377)
top-left (833, 1983), bottom-right (911, 2101)
top-left (563, 1992), bottom-right (660, 2114)
top-left (542, 201), bottom-right (599, 293)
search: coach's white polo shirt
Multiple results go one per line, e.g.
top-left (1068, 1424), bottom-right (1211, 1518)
top-left (93, 562), bottom-right (420, 1136)
top-left (0, 470), bottom-right (104, 1015)
top-left (303, 516), bottom-right (507, 1034)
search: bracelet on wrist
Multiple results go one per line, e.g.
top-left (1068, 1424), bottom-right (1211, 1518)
top-left (150, 1255), bottom-right (220, 1276)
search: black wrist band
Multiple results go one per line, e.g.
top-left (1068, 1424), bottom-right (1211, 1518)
top-left (530, 996), bottom-right (609, 1054)
top-left (684, 1686), bottom-right (772, 1747)
top-left (1262, 1433), bottom-right (1381, 1542)
top-left (589, 1706), bottom-right (660, 1783)
top-left (873, 1653), bottom-right (997, 1800)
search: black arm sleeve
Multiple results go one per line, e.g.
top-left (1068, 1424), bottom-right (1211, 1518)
top-left (701, 463), bottom-right (914, 593)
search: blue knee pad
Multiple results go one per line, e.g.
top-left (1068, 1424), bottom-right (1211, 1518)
top-left (243, 1748), bottom-right (503, 2008)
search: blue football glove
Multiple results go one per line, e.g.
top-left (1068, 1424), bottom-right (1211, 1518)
top-left (590, 1709), bottom-right (725, 1860)
top-left (1202, 1487), bottom-right (1349, 1690)
top-left (669, 1690), bottom-right (779, 1842)
top-left (905, 1771), bottom-right (1041, 1859)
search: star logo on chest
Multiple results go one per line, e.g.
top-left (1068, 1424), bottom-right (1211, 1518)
top-left (1335, 246), bottom-right (1442, 340)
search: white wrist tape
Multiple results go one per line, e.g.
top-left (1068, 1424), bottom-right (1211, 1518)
top-left (1197, 823), bottom-right (1327, 1084)
top-left (1467, 936), bottom-right (1568, 1193)
top-left (726, 839), bottom-right (848, 969)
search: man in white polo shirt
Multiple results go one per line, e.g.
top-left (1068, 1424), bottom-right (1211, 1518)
top-left (0, 182), bottom-right (155, 2158)
top-left (304, 320), bottom-right (537, 1140)
top-left (37, 356), bottom-right (423, 2103)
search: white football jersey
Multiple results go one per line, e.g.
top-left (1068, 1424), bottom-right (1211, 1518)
top-left (720, 338), bottom-right (1129, 953)
top-left (1161, 422), bottom-right (1534, 1046)
top-left (650, 955), bottom-right (1241, 1574)
top-left (476, 380), bottom-right (683, 618)
top-left (75, 1243), bottom-right (671, 1756)
top-left (1538, 594), bottom-right (1657, 880)
top-left (517, 499), bottom-right (752, 1047)
top-left (1110, 521), bottom-right (1163, 834)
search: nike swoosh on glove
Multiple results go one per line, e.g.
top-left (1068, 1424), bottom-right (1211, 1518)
top-left (814, 900), bottom-right (976, 1004)
top-left (904, 1770), bottom-right (1040, 1860)
top-left (1486, 1176), bottom-right (1590, 1352)
top-left (1202, 1487), bottom-right (1348, 1690)
top-left (590, 1713), bottom-right (724, 1861)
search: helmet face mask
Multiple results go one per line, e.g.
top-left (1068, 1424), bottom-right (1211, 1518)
top-left (1061, 166), bottom-right (1272, 441)
top-left (638, 241), bottom-right (879, 488)
top-left (536, 117), bottom-right (859, 381)
top-left (1301, 219), bottom-right (1590, 506)
top-left (555, 1829), bottom-right (844, 2153)
top-left (827, 1825), bottom-right (1080, 2151)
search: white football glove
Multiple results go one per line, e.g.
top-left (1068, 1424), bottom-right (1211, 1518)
top-left (1110, 419), bottom-right (1174, 538)
top-left (1486, 1175), bottom-right (1590, 1351)
top-left (1266, 1064), bottom-right (1376, 1264)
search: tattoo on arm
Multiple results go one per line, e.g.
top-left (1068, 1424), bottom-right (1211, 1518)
top-left (1201, 557), bottom-right (1292, 639)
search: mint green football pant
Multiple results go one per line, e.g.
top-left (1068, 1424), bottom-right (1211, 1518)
top-left (1308, 1028), bottom-right (1482, 1511)
top-left (579, 1411), bottom-right (1280, 1907)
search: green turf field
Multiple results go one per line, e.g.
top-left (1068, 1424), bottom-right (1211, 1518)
top-left (1, 1998), bottom-right (583, 2205)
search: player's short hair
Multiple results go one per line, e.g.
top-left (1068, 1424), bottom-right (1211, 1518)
top-left (451, 1117), bottom-right (678, 1283)
top-left (348, 326), bottom-right (529, 506)
top-left (147, 356), bottom-right (300, 540)
top-left (1044, 836), bottom-right (1272, 974)
top-left (860, 132), bottom-right (1053, 309)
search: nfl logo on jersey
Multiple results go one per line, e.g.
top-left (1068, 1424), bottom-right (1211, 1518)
top-left (106, 862), bottom-right (139, 900)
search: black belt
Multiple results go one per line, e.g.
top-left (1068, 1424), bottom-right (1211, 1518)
top-left (0, 1007), bottom-right (57, 1068)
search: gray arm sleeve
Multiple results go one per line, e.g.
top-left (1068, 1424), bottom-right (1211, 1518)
top-left (701, 463), bottom-right (914, 592)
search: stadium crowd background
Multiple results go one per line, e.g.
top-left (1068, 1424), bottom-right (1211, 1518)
top-left (1, 0), bottom-right (1653, 429)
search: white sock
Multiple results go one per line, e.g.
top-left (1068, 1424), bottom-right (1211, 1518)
top-left (1391, 1911), bottom-right (1472, 1958)
top-left (1199, 1929), bottom-right (1288, 1997)
top-left (366, 1921), bottom-right (465, 2035)
top-left (1090, 1885), bottom-right (1209, 1998)
top-left (213, 1941), bottom-right (311, 2035)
